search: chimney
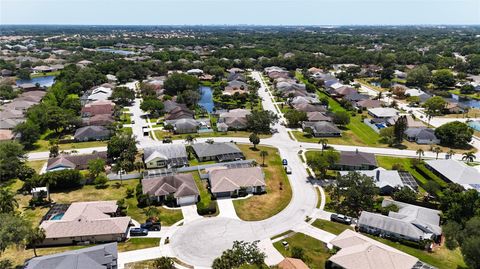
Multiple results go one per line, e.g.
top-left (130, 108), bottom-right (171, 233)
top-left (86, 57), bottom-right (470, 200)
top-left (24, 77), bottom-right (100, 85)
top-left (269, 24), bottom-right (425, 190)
top-left (355, 148), bottom-right (359, 154)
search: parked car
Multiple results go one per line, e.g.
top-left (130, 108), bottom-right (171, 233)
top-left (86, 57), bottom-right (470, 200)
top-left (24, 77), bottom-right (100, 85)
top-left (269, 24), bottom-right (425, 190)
top-left (285, 165), bottom-right (292, 174)
top-left (130, 228), bottom-right (148, 236)
top-left (141, 221), bottom-right (161, 231)
top-left (330, 213), bottom-right (352, 225)
top-left (282, 159), bottom-right (288, 165)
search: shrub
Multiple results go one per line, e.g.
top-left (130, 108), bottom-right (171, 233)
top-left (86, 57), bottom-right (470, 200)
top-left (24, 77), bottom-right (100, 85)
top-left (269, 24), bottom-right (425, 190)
top-left (39, 170), bottom-right (83, 191)
top-left (197, 201), bottom-right (217, 215)
top-left (94, 174), bottom-right (108, 188)
top-left (137, 194), bottom-right (151, 208)
top-left (125, 187), bottom-right (134, 198)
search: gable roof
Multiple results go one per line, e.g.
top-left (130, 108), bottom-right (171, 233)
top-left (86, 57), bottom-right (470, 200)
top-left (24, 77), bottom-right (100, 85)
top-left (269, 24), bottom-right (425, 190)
top-left (24, 243), bottom-right (118, 269)
top-left (209, 167), bottom-right (265, 193)
top-left (142, 174), bottom-right (199, 198)
top-left (329, 230), bottom-right (418, 269)
top-left (405, 128), bottom-right (438, 141)
top-left (40, 201), bottom-right (131, 239)
top-left (368, 107), bottom-right (399, 118)
top-left (74, 126), bottom-right (110, 140)
top-left (278, 258), bottom-right (309, 269)
top-left (46, 152), bottom-right (107, 171)
top-left (307, 112), bottom-right (331, 122)
top-left (339, 169), bottom-right (404, 191)
top-left (304, 121), bottom-right (341, 134)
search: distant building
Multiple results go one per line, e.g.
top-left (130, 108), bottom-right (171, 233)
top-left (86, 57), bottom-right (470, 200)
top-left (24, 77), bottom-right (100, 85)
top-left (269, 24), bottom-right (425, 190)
top-left (46, 152), bottom-right (107, 172)
top-left (333, 151), bottom-right (377, 171)
top-left (191, 142), bottom-right (244, 162)
top-left (74, 126), bottom-right (110, 141)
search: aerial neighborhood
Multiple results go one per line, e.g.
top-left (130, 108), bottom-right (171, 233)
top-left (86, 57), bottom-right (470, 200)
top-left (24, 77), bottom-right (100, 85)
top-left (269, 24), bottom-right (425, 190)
top-left (1, 22), bottom-right (480, 269)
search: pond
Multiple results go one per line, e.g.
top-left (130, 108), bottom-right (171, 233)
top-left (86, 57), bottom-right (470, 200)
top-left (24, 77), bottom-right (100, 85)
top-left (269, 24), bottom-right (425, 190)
top-left (198, 86), bottom-right (214, 113)
top-left (96, 48), bottom-right (136, 56)
top-left (451, 94), bottom-right (480, 109)
top-left (16, 75), bottom-right (55, 87)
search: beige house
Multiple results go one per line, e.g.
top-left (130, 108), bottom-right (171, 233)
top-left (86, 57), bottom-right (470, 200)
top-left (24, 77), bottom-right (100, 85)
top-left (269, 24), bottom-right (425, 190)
top-left (209, 167), bottom-right (266, 197)
top-left (39, 201), bottom-right (131, 246)
top-left (328, 230), bottom-right (421, 269)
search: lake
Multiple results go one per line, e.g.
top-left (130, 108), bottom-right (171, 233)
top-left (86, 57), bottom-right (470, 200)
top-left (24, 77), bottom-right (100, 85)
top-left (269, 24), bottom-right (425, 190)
top-left (451, 94), bottom-right (480, 109)
top-left (16, 75), bottom-right (55, 87)
top-left (198, 86), bottom-right (214, 113)
top-left (96, 48), bottom-right (136, 56)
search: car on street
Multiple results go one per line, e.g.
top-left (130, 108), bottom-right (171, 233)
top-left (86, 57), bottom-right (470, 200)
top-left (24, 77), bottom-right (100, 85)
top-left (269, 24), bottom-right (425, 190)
top-left (129, 228), bottom-right (149, 236)
top-left (282, 159), bottom-right (288, 165)
top-left (141, 221), bottom-right (161, 231)
top-left (284, 165), bottom-right (292, 174)
top-left (330, 213), bottom-right (352, 225)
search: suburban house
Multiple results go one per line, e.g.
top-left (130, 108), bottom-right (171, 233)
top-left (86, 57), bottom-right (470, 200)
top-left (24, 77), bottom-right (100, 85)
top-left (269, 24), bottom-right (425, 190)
top-left (339, 168), bottom-right (416, 194)
top-left (164, 106), bottom-right (195, 121)
top-left (46, 151), bottom-right (108, 172)
top-left (333, 150), bottom-right (377, 171)
top-left (82, 114), bottom-right (115, 126)
top-left (171, 118), bottom-right (199, 134)
top-left (404, 128), bottom-right (440, 144)
top-left (224, 80), bottom-right (249, 95)
top-left (24, 243), bottom-right (118, 269)
top-left (293, 103), bottom-right (327, 113)
top-left (367, 107), bottom-right (399, 118)
top-left (208, 167), bottom-right (266, 197)
top-left (328, 229), bottom-right (423, 269)
top-left (302, 121), bottom-right (341, 137)
top-left (355, 99), bottom-right (383, 109)
top-left (39, 201), bottom-right (131, 246)
top-left (143, 144), bottom-right (188, 169)
top-left (358, 199), bottom-right (442, 243)
top-left (424, 159), bottom-right (480, 191)
top-left (142, 174), bottom-right (199, 205)
top-left (74, 126), bottom-right (111, 141)
top-left (85, 86), bottom-right (113, 102)
top-left (218, 109), bottom-right (251, 130)
top-left (289, 96), bottom-right (319, 106)
top-left (81, 100), bottom-right (115, 117)
top-left (192, 142), bottom-right (245, 162)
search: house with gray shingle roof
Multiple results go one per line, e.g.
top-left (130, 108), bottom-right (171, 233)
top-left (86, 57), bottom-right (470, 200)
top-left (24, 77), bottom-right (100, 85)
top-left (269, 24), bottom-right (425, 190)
top-left (46, 152), bottom-right (107, 172)
top-left (302, 121), bottom-right (341, 137)
top-left (358, 199), bottom-right (442, 243)
top-left (425, 159), bottom-right (480, 191)
top-left (333, 150), bottom-right (377, 171)
top-left (74, 126), bottom-right (111, 141)
top-left (142, 174), bottom-right (199, 206)
top-left (143, 144), bottom-right (188, 169)
top-left (191, 142), bottom-right (244, 162)
top-left (405, 128), bottom-right (439, 145)
top-left (24, 243), bottom-right (118, 269)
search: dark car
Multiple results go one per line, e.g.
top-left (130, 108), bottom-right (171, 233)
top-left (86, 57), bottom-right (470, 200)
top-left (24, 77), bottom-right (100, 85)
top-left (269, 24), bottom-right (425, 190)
top-left (330, 213), bottom-right (352, 225)
top-left (282, 159), bottom-right (288, 165)
top-left (129, 228), bottom-right (148, 236)
top-left (141, 221), bottom-right (161, 231)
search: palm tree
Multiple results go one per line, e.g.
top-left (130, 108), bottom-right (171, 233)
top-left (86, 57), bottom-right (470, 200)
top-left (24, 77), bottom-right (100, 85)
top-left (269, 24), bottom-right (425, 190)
top-left (26, 227), bottom-right (46, 257)
top-left (134, 161), bottom-right (145, 173)
top-left (0, 188), bottom-right (18, 213)
top-left (416, 149), bottom-right (425, 160)
top-left (462, 151), bottom-right (476, 163)
top-left (184, 135), bottom-right (196, 145)
top-left (259, 150), bottom-right (268, 167)
top-left (447, 149), bottom-right (456, 159)
top-left (432, 146), bottom-right (442, 160)
top-left (318, 138), bottom-right (328, 152)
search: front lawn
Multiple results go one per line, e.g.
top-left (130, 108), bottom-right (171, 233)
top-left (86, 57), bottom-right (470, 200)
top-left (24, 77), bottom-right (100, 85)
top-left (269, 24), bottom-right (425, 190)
top-left (192, 172), bottom-right (218, 216)
top-left (26, 160), bottom-right (47, 173)
top-left (233, 144), bottom-right (292, 221)
top-left (273, 233), bottom-right (331, 269)
top-left (311, 219), bottom-right (353, 235)
top-left (31, 139), bottom-right (108, 152)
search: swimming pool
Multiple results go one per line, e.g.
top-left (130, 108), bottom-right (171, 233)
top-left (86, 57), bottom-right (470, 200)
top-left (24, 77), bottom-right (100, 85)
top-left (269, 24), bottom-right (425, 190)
top-left (50, 213), bottom-right (64, 220)
top-left (468, 121), bottom-right (480, 131)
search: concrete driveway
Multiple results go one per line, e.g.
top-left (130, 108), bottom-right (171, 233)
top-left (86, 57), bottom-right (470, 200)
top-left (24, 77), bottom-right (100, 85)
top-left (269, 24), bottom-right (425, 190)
top-left (181, 205), bottom-right (202, 224)
top-left (216, 198), bottom-right (239, 219)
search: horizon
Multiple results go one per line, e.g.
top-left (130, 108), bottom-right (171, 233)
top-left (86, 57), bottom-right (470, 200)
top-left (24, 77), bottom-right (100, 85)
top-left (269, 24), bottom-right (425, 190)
top-left (1, 0), bottom-right (479, 26)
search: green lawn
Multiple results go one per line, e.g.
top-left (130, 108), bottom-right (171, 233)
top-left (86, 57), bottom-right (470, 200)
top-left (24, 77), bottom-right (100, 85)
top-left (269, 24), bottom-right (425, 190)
top-left (121, 112), bottom-right (132, 124)
top-left (30, 71), bottom-right (61, 78)
top-left (273, 233), bottom-right (331, 269)
top-left (233, 145), bottom-right (292, 221)
top-left (192, 172), bottom-right (218, 216)
top-left (366, 235), bottom-right (466, 269)
top-left (311, 219), bottom-right (353, 235)
top-left (26, 160), bottom-right (47, 173)
top-left (31, 139), bottom-right (108, 152)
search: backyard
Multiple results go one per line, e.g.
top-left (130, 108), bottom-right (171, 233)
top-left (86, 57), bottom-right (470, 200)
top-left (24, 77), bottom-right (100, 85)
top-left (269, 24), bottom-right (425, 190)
top-left (273, 233), bottom-right (331, 269)
top-left (153, 130), bottom-right (272, 141)
top-left (311, 219), bottom-right (353, 235)
top-left (232, 144), bottom-right (292, 221)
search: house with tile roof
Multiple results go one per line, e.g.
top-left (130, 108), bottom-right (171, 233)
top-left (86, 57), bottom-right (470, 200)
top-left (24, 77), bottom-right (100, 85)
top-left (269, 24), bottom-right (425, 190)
top-left (142, 174), bottom-right (199, 205)
top-left (328, 229), bottom-right (422, 269)
top-left (39, 201), bottom-right (131, 246)
top-left (208, 167), bottom-right (265, 197)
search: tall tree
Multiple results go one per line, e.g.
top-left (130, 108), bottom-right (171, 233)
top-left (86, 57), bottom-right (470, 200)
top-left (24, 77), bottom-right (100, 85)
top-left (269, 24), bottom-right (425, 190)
top-left (393, 115), bottom-right (407, 144)
top-left (0, 188), bottom-right (18, 214)
top-left (462, 151), bottom-right (476, 163)
top-left (0, 141), bottom-right (26, 182)
top-left (259, 150), bottom-right (268, 167)
top-left (249, 133), bottom-right (260, 150)
top-left (246, 110), bottom-right (278, 134)
top-left (416, 149), bottom-right (424, 160)
top-left (26, 227), bottom-right (46, 257)
top-left (13, 120), bottom-right (41, 149)
top-left (212, 241), bottom-right (265, 269)
top-left (435, 121), bottom-right (473, 148)
top-left (0, 213), bottom-right (30, 254)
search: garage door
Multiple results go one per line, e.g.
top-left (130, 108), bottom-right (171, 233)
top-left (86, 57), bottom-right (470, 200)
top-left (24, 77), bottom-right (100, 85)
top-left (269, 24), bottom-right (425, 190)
top-left (178, 195), bottom-right (197, 206)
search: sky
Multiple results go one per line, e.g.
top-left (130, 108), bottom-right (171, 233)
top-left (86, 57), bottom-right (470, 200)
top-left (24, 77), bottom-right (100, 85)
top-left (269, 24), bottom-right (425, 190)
top-left (1, 0), bottom-right (479, 25)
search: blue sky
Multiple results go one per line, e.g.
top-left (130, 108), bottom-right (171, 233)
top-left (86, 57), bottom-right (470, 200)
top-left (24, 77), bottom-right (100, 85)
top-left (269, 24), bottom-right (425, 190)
top-left (1, 0), bottom-right (479, 25)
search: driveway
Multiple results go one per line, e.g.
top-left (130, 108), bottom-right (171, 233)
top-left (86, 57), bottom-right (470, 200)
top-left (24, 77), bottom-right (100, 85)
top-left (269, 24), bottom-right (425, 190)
top-left (181, 205), bottom-right (202, 224)
top-left (216, 198), bottom-right (239, 219)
